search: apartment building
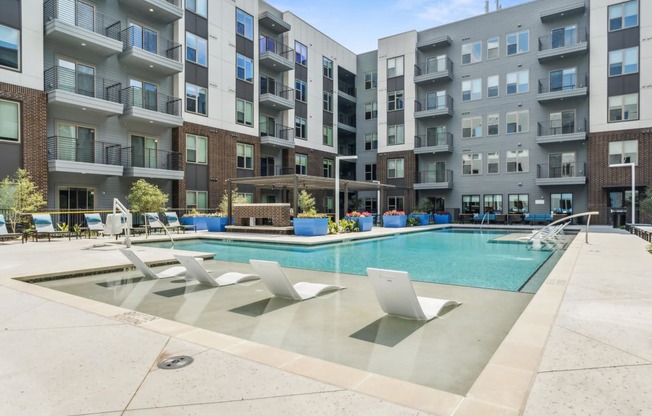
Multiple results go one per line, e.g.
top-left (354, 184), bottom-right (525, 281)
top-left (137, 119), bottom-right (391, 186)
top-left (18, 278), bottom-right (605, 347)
top-left (588, 0), bottom-right (651, 225)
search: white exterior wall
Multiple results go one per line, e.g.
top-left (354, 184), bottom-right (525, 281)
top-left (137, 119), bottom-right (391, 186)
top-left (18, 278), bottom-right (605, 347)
top-left (1, 0), bottom-right (43, 90)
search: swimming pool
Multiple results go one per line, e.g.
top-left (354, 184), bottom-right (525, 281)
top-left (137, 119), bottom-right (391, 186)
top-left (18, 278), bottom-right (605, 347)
top-left (143, 229), bottom-right (556, 292)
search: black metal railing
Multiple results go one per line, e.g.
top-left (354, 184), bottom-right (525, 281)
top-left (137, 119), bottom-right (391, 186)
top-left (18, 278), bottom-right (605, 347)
top-left (260, 165), bottom-right (294, 176)
top-left (538, 26), bottom-right (588, 51)
top-left (260, 79), bottom-right (294, 100)
top-left (415, 169), bottom-right (453, 184)
top-left (44, 66), bottom-right (122, 102)
top-left (121, 146), bottom-right (182, 171)
top-left (415, 132), bottom-right (453, 148)
top-left (120, 26), bottom-right (182, 62)
top-left (47, 136), bottom-right (122, 165)
top-left (163, 0), bottom-right (182, 7)
top-left (414, 95), bottom-right (453, 112)
top-left (43, 0), bottom-right (122, 40)
top-left (121, 86), bottom-right (181, 116)
top-left (259, 35), bottom-right (294, 61)
top-left (260, 122), bottom-right (294, 141)
top-left (537, 162), bottom-right (586, 179)
top-left (338, 81), bottom-right (356, 98)
top-left (538, 73), bottom-right (587, 93)
top-left (537, 118), bottom-right (586, 136)
top-left (414, 56), bottom-right (453, 76)
top-left (338, 114), bottom-right (356, 128)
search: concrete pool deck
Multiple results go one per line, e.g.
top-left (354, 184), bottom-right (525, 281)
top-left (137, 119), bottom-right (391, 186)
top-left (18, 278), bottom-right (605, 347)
top-left (0, 226), bottom-right (650, 415)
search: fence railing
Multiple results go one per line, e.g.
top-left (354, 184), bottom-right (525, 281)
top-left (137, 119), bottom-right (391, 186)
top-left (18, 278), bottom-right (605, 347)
top-left (537, 118), bottom-right (586, 136)
top-left (121, 86), bottom-right (181, 116)
top-left (121, 146), bottom-right (182, 171)
top-left (415, 169), bottom-right (453, 184)
top-left (414, 57), bottom-right (453, 76)
top-left (120, 26), bottom-right (182, 62)
top-left (415, 95), bottom-right (453, 112)
top-left (260, 122), bottom-right (294, 141)
top-left (46, 136), bottom-right (122, 165)
top-left (260, 79), bottom-right (294, 100)
top-left (537, 162), bottom-right (586, 179)
top-left (415, 132), bottom-right (452, 148)
top-left (259, 35), bottom-right (293, 60)
top-left (538, 74), bottom-right (588, 93)
top-left (338, 114), bottom-right (356, 128)
top-left (44, 66), bottom-right (122, 102)
top-left (538, 26), bottom-right (588, 51)
top-left (43, 0), bottom-right (122, 40)
top-left (338, 81), bottom-right (356, 98)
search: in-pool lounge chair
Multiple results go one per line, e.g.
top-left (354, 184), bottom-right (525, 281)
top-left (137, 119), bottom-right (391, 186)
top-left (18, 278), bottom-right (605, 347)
top-left (366, 268), bottom-right (460, 321)
top-left (249, 259), bottom-right (345, 300)
top-left (0, 214), bottom-right (21, 241)
top-left (31, 213), bottom-right (72, 242)
top-left (119, 248), bottom-right (187, 279)
top-left (83, 213), bottom-right (106, 237)
top-left (175, 255), bottom-right (259, 286)
top-left (165, 212), bottom-right (196, 233)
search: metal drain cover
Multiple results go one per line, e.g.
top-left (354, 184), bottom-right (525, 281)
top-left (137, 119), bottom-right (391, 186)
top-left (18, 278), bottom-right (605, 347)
top-left (157, 355), bottom-right (194, 370)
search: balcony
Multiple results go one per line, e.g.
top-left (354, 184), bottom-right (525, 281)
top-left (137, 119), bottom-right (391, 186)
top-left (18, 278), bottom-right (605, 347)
top-left (260, 122), bottom-right (295, 149)
top-left (43, 0), bottom-right (123, 58)
top-left (540, 1), bottom-right (586, 22)
top-left (44, 66), bottom-right (123, 117)
top-left (258, 10), bottom-right (291, 34)
top-left (47, 136), bottom-right (124, 176)
top-left (121, 86), bottom-right (182, 127)
top-left (538, 27), bottom-right (588, 63)
top-left (414, 57), bottom-right (453, 84)
top-left (122, 147), bottom-right (183, 180)
top-left (338, 81), bottom-right (356, 103)
top-left (118, 0), bottom-right (182, 23)
top-left (416, 35), bottom-right (452, 51)
top-left (259, 80), bottom-right (294, 111)
top-left (537, 119), bottom-right (587, 144)
top-left (414, 169), bottom-right (453, 190)
top-left (414, 133), bottom-right (453, 154)
top-left (537, 74), bottom-right (588, 103)
top-left (261, 165), bottom-right (295, 176)
top-left (118, 27), bottom-right (182, 76)
top-left (259, 36), bottom-right (294, 72)
top-left (536, 162), bottom-right (586, 186)
top-left (414, 96), bottom-right (453, 119)
top-left (337, 114), bottom-right (356, 133)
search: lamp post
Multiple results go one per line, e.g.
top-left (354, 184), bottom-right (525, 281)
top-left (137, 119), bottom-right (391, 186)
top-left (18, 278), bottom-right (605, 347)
top-left (611, 162), bottom-right (636, 225)
top-left (335, 155), bottom-right (358, 223)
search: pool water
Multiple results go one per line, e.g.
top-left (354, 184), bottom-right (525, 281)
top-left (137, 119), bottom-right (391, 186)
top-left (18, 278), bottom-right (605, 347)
top-left (144, 229), bottom-right (554, 292)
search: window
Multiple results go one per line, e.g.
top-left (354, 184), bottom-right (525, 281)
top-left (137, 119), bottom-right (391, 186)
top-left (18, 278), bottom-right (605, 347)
top-left (388, 158), bottom-right (404, 178)
top-left (365, 70), bottom-right (378, 89)
top-left (487, 36), bottom-right (499, 60)
top-left (365, 164), bottom-right (377, 181)
top-left (236, 54), bottom-right (253, 82)
top-left (549, 152), bottom-right (576, 178)
top-left (462, 117), bottom-right (483, 138)
top-left (506, 30), bottom-right (528, 55)
top-left (462, 153), bottom-right (482, 175)
top-left (487, 114), bottom-right (499, 136)
top-left (323, 57), bottom-right (333, 78)
top-left (426, 127), bottom-right (447, 146)
top-left (462, 78), bottom-right (482, 101)
top-left (387, 124), bottom-right (404, 145)
top-left (236, 99), bottom-right (253, 126)
top-left (128, 22), bottom-right (157, 53)
top-left (295, 41), bottom-right (307, 66)
top-left (295, 79), bottom-right (307, 101)
top-left (239, 193), bottom-right (254, 203)
top-left (506, 149), bottom-right (529, 173)
top-left (508, 194), bottom-right (529, 213)
top-left (185, 83), bottom-right (207, 115)
top-left (426, 91), bottom-right (446, 110)
top-left (323, 92), bottom-right (333, 112)
top-left (427, 55), bottom-right (447, 73)
top-left (462, 195), bottom-right (480, 213)
top-left (130, 134), bottom-right (158, 168)
top-left (323, 159), bottom-right (334, 178)
top-left (551, 193), bottom-right (573, 214)
top-left (186, 191), bottom-right (207, 210)
top-left (387, 56), bottom-right (404, 77)
top-left (388, 196), bottom-right (404, 212)
top-left (295, 153), bottom-right (307, 175)
top-left (484, 194), bottom-right (503, 212)
top-left (322, 125), bottom-right (333, 146)
top-left (236, 143), bottom-right (253, 169)
top-left (609, 140), bottom-right (638, 165)
top-left (551, 26), bottom-right (577, 49)
top-left (365, 133), bottom-right (378, 150)
top-left (487, 152), bottom-right (499, 174)
top-left (326, 196), bottom-right (334, 212)
top-left (365, 102), bottom-right (378, 120)
top-left (186, 32), bottom-right (207, 66)
top-left (487, 75), bottom-right (499, 98)
top-left (550, 68), bottom-right (577, 91)
top-left (295, 117), bottom-right (307, 139)
top-left (462, 41), bottom-right (482, 64)
top-left (236, 9), bottom-right (253, 39)
top-left (609, 0), bottom-right (638, 31)
top-left (549, 110), bottom-right (575, 134)
top-left (609, 47), bottom-right (639, 76)
top-left (506, 70), bottom-right (529, 94)
top-left (388, 90), bottom-right (404, 111)
top-left (609, 94), bottom-right (638, 122)
top-left (186, 134), bottom-right (207, 164)
top-left (364, 198), bottom-right (377, 213)
top-left (0, 100), bottom-right (20, 141)
top-left (186, 0), bottom-right (207, 17)
top-left (506, 110), bottom-right (529, 134)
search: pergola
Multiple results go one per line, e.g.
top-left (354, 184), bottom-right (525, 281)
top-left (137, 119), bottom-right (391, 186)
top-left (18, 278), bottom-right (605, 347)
top-left (225, 174), bottom-right (394, 221)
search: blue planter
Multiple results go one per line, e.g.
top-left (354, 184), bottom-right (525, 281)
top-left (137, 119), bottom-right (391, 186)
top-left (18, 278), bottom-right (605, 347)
top-left (206, 217), bottom-right (228, 232)
top-left (434, 214), bottom-right (451, 224)
top-left (293, 217), bottom-right (329, 236)
top-left (383, 215), bottom-right (407, 228)
top-left (345, 216), bottom-right (373, 232)
top-left (409, 213), bottom-right (430, 225)
top-left (181, 216), bottom-right (207, 230)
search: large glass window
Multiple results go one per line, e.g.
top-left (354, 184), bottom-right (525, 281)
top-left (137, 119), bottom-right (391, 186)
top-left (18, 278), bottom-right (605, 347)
top-left (462, 41), bottom-right (482, 65)
top-left (0, 24), bottom-right (20, 70)
top-left (365, 164), bottom-right (377, 181)
top-left (549, 152), bottom-right (576, 178)
top-left (506, 149), bottom-right (529, 173)
top-left (487, 152), bottom-right (499, 174)
top-left (186, 0), bottom-right (207, 17)
top-left (550, 110), bottom-right (575, 134)
top-left (388, 196), bottom-right (404, 212)
top-left (387, 124), bottom-right (404, 145)
top-left (551, 26), bottom-right (577, 49)
top-left (462, 117), bottom-right (482, 138)
top-left (506, 70), bottom-right (529, 94)
top-left (388, 90), bottom-right (404, 111)
top-left (322, 125), bottom-right (333, 146)
top-left (462, 153), bottom-right (482, 175)
top-left (365, 102), bottom-right (378, 120)
top-left (609, 140), bottom-right (638, 165)
top-left (295, 153), bottom-right (307, 175)
top-left (550, 68), bottom-right (577, 91)
top-left (295, 79), bottom-right (307, 101)
top-left (186, 191), bottom-right (207, 210)
top-left (236, 143), bottom-right (253, 169)
top-left (186, 32), bottom-right (207, 66)
top-left (236, 9), bottom-right (253, 39)
top-left (236, 99), bottom-right (253, 126)
top-left (484, 194), bottom-right (503, 212)
top-left (323, 57), bottom-right (333, 78)
top-left (365, 133), bottom-right (378, 150)
top-left (387, 56), bottom-right (404, 77)
top-left (506, 110), bottom-right (529, 134)
top-left (185, 83), bottom-right (207, 115)
top-left (609, 47), bottom-right (639, 76)
top-left (388, 158), bottom-right (404, 178)
top-left (295, 41), bottom-right (307, 66)
top-left (462, 195), bottom-right (480, 214)
top-left (462, 78), bottom-right (482, 101)
top-left (365, 71), bottom-right (377, 89)
top-left (508, 194), bottom-right (529, 213)
top-left (609, 0), bottom-right (638, 31)
top-left (426, 91), bottom-right (446, 110)
top-left (609, 94), bottom-right (638, 122)
top-left (186, 134), bottom-right (207, 164)
top-left (487, 36), bottom-right (499, 60)
top-left (551, 193), bottom-right (573, 214)
top-left (236, 53), bottom-right (253, 82)
top-left (0, 100), bottom-right (20, 141)
top-left (295, 117), bottom-right (307, 139)
top-left (506, 30), bottom-right (529, 55)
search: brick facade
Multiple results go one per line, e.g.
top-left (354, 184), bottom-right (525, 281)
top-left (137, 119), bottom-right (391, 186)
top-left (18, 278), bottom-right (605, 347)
top-left (232, 203), bottom-right (292, 226)
top-left (377, 150), bottom-right (416, 212)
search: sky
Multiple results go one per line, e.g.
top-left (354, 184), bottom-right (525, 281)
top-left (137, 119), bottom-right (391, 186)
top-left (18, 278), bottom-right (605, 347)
top-left (266, 0), bottom-right (533, 54)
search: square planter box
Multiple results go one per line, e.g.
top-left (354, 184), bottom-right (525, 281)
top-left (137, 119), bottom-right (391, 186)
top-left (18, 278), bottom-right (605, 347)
top-left (181, 216), bottom-right (207, 230)
top-left (206, 217), bottom-right (228, 232)
top-left (293, 217), bottom-right (329, 236)
top-left (409, 213), bottom-right (430, 225)
top-left (345, 216), bottom-right (373, 232)
top-left (383, 215), bottom-right (407, 228)
top-left (434, 214), bottom-right (452, 224)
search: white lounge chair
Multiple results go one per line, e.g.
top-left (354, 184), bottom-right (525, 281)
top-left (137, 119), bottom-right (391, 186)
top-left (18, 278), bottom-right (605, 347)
top-left (174, 255), bottom-right (259, 286)
top-left (119, 248), bottom-right (187, 279)
top-left (249, 259), bottom-right (344, 300)
top-left (0, 214), bottom-right (21, 241)
top-left (165, 211), bottom-right (196, 233)
top-left (366, 268), bottom-right (460, 321)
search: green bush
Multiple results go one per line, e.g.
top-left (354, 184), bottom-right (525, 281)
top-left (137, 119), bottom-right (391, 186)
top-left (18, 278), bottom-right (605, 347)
top-left (126, 179), bottom-right (168, 213)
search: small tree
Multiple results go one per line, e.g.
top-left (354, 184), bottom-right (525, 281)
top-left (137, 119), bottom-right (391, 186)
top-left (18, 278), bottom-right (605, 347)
top-left (297, 190), bottom-right (316, 214)
top-left (218, 189), bottom-right (250, 213)
top-left (0, 168), bottom-right (46, 232)
top-left (126, 179), bottom-right (168, 213)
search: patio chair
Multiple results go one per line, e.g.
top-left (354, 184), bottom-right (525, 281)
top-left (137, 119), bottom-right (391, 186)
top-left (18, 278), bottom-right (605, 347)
top-left (0, 214), bottom-right (21, 241)
top-left (144, 212), bottom-right (166, 234)
top-left (249, 259), bottom-right (345, 300)
top-left (165, 211), bottom-right (196, 233)
top-left (30, 213), bottom-right (72, 242)
top-left (119, 248), bottom-right (187, 279)
top-left (366, 268), bottom-right (460, 321)
top-left (83, 213), bottom-right (106, 238)
top-left (174, 255), bottom-right (259, 286)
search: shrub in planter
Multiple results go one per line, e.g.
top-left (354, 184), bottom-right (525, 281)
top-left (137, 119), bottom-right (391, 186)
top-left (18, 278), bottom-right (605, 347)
top-left (409, 211), bottom-right (430, 225)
